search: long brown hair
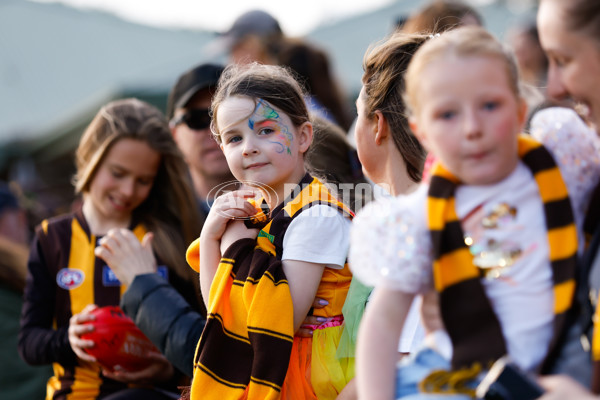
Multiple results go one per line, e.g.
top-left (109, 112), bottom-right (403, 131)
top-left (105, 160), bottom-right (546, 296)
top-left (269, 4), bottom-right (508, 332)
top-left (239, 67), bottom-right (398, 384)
top-left (361, 32), bottom-right (428, 183)
top-left (74, 98), bottom-right (202, 302)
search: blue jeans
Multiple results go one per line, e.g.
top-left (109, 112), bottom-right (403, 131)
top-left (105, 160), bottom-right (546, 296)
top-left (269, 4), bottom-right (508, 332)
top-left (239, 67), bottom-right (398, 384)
top-left (395, 348), bottom-right (478, 400)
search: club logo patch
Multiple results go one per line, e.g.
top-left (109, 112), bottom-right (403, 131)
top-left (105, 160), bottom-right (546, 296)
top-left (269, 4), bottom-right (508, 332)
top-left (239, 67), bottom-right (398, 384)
top-left (56, 268), bottom-right (85, 290)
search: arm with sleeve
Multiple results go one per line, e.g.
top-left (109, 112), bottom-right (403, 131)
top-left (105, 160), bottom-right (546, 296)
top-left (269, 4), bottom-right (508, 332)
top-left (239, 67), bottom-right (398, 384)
top-left (18, 236), bottom-right (77, 366)
top-left (120, 273), bottom-right (205, 377)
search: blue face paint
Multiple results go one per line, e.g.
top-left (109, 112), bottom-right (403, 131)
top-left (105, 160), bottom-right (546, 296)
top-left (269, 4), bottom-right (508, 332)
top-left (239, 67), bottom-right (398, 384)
top-left (271, 140), bottom-right (286, 154)
top-left (249, 99), bottom-right (293, 155)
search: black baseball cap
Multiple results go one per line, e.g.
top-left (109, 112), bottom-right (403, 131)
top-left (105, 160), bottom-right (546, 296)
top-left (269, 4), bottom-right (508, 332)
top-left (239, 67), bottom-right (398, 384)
top-left (166, 63), bottom-right (225, 120)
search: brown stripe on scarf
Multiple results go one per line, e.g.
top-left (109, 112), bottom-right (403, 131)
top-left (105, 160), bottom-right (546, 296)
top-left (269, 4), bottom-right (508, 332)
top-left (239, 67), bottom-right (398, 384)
top-left (191, 238), bottom-right (294, 399)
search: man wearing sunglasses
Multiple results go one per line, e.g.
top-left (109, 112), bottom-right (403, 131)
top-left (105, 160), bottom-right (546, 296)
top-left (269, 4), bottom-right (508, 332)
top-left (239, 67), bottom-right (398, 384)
top-left (166, 63), bottom-right (234, 216)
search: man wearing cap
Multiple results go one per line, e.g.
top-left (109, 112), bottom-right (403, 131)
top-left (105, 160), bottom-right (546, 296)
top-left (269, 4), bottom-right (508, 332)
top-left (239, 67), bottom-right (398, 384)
top-left (167, 63), bottom-right (234, 216)
top-left (205, 9), bottom-right (283, 65)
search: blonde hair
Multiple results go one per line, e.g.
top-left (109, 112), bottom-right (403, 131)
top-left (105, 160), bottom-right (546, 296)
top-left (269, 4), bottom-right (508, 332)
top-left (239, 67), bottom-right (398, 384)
top-left (404, 26), bottom-right (521, 116)
top-left (74, 98), bottom-right (202, 303)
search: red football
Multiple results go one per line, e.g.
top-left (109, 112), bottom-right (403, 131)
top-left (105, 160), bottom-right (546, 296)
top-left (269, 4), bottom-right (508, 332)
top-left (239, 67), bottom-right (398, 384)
top-left (81, 306), bottom-right (159, 372)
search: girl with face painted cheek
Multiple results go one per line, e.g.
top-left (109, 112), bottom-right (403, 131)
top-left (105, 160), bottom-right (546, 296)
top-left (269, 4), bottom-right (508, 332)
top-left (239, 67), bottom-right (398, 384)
top-left (18, 98), bottom-right (202, 399)
top-left (186, 63), bottom-right (354, 399)
top-left (350, 26), bottom-right (600, 400)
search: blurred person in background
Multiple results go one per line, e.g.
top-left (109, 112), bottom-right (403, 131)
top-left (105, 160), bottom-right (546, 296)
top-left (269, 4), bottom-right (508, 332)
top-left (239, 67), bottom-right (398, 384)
top-left (0, 181), bottom-right (52, 400)
top-left (307, 116), bottom-right (370, 211)
top-left (506, 18), bottom-right (549, 92)
top-left (204, 9), bottom-right (284, 65)
top-left (276, 38), bottom-right (354, 132)
top-left (506, 18), bottom-right (551, 129)
top-left (333, 32), bottom-right (430, 400)
top-left (399, 0), bottom-right (482, 34)
top-left (166, 62), bottom-right (233, 217)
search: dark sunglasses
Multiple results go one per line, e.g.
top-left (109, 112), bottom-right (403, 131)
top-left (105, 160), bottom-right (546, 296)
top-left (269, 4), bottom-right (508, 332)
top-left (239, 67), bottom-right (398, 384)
top-left (171, 108), bottom-right (211, 130)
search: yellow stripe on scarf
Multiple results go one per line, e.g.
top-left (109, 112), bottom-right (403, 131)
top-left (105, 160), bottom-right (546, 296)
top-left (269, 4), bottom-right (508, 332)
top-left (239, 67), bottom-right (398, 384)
top-left (191, 239), bottom-right (294, 400)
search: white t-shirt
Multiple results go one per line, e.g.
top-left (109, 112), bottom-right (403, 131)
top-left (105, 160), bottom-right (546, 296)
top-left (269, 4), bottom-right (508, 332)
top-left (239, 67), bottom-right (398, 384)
top-left (349, 107), bottom-right (600, 371)
top-left (282, 204), bottom-right (351, 268)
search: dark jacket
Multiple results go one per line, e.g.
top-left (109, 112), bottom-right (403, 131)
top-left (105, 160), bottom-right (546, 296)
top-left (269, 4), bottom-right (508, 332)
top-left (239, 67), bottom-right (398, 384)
top-left (120, 273), bottom-right (206, 377)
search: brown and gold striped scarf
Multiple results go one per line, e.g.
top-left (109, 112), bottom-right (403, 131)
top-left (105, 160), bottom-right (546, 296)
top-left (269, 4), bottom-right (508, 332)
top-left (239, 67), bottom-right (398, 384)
top-left (427, 134), bottom-right (577, 371)
top-left (189, 237), bottom-right (294, 399)
top-left (187, 174), bottom-right (353, 399)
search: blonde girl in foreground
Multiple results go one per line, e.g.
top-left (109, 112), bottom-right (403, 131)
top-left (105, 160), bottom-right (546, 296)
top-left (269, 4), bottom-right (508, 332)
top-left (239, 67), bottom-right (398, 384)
top-left (350, 26), bottom-right (600, 399)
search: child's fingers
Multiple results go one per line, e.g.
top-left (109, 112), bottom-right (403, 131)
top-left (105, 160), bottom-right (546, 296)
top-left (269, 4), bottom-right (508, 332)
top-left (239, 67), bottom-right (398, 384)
top-left (232, 189), bottom-right (260, 199)
top-left (312, 297), bottom-right (329, 309)
top-left (141, 232), bottom-right (154, 251)
top-left (216, 193), bottom-right (250, 209)
top-left (296, 326), bottom-right (314, 338)
top-left (80, 304), bottom-right (99, 316)
top-left (243, 200), bottom-right (261, 217)
top-left (73, 346), bottom-right (97, 363)
top-left (223, 208), bottom-right (256, 220)
top-left (108, 228), bottom-right (140, 253)
top-left (94, 246), bottom-right (112, 263)
top-left (214, 190), bottom-right (255, 206)
top-left (213, 194), bottom-right (260, 219)
top-left (98, 235), bottom-right (121, 254)
top-left (296, 315), bottom-right (330, 338)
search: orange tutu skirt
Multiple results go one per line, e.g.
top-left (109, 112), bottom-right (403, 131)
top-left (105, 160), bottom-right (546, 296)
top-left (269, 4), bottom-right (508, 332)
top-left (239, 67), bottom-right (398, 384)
top-left (280, 317), bottom-right (353, 400)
